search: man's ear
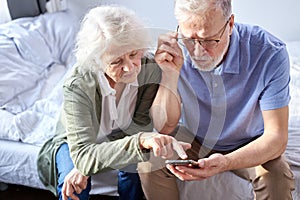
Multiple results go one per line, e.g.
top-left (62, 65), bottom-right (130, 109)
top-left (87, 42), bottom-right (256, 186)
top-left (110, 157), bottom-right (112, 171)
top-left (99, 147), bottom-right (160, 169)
top-left (228, 14), bottom-right (235, 35)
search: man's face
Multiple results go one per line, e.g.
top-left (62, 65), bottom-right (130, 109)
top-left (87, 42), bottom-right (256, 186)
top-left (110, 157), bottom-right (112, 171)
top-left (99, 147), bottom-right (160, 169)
top-left (178, 11), bottom-right (233, 71)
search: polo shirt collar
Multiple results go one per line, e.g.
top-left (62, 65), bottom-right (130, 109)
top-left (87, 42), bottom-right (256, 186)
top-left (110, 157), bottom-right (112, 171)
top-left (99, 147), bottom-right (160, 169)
top-left (213, 25), bottom-right (240, 75)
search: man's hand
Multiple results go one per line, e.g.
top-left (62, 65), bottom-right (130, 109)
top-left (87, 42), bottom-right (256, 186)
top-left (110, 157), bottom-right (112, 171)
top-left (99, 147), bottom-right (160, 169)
top-left (139, 132), bottom-right (191, 159)
top-left (62, 168), bottom-right (89, 200)
top-left (155, 32), bottom-right (184, 73)
top-left (166, 153), bottom-right (230, 181)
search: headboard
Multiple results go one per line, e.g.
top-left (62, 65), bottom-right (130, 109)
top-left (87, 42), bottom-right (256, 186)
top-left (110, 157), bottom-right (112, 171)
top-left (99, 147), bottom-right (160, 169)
top-left (0, 0), bottom-right (67, 24)
top-left (7, 0), bottom-right (47, 19)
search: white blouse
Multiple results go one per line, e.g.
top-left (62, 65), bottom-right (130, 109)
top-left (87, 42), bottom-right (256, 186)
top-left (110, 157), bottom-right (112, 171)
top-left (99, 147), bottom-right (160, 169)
top-left (96, 72), bottom-right (138, 142)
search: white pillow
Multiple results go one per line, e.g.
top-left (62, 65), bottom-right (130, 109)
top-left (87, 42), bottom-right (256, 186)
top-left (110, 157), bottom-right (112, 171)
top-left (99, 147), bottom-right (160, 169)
top-left (0, 0), bottom-right (11, 24)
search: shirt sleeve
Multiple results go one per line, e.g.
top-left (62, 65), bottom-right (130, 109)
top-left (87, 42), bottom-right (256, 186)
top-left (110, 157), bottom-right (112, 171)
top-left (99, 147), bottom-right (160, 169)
top-left (259, 46), bottom-right (291, 110)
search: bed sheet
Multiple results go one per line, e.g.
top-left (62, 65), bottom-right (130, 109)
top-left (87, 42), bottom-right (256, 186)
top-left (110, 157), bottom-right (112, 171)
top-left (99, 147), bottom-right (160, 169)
top-left (177, 172), bottom-right (254, 200)
top-left (0, 139), bottom-right (46, 189)
top-left (285, 41), bottom-right (300, 200)
top-left (0, 10), bottom-right (78, 146)
top-left (0, 139), bottom-right (119, 196)
top-left (285, 41), bottom-right (300, 167)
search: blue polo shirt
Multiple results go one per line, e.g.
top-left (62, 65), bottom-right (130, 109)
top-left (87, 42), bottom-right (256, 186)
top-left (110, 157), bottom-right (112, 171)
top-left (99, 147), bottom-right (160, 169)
top-left (178, 23), bottom-right (290, 151)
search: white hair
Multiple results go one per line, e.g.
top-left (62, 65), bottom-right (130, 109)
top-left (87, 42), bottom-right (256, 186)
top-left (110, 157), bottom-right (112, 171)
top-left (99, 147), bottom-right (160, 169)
top-left (74, 5), bottom-right (150, 72)
top-left (174, 0), bottom-right (232, 23)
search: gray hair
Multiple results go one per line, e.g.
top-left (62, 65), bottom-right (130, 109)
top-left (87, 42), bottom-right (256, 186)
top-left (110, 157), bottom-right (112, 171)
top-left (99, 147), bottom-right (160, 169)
top-left (174, 0), bottom-right (232, 23)
top-left (74, 5), bottom-right (150, 72)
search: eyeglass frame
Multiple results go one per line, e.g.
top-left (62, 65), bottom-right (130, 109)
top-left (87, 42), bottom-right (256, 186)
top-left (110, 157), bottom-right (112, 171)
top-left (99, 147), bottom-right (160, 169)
top-left (176, 16), bottom-right (232, 49)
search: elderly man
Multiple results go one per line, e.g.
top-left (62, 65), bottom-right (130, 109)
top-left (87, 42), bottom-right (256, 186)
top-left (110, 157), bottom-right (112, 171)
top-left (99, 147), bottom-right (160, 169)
top-left (139, 0), bottom-right (295, 199)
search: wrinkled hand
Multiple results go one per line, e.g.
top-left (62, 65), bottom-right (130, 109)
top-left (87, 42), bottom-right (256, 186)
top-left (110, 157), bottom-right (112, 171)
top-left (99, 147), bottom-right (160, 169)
top-left (155, 32), bottom-right (184, 73)
top-left (166, 153), bottom-right (229, 181)
top-left (62, 168), bottom-right (89, 200)
top-left (139, 132), bottom-right (191, 159)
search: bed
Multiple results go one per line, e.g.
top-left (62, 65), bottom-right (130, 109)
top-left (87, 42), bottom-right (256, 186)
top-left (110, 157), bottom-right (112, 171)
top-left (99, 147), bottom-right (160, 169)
top-left (0, 3), bottom-right (299, 200)
top-left (0, 8), bottom-right (118, 197)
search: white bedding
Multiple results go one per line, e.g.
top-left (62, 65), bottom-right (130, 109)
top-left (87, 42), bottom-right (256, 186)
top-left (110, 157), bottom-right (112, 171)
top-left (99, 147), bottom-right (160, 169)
top-left (0, 139), bottom-right (118, 196)
top-left (286, 41), bottom-right (300, 168)
top-left (0, 10), bottom-right (119, 197)
top-left (0, 139), bottom-right (47, 189)
top-left (0, 10), bottom-right (78, 146)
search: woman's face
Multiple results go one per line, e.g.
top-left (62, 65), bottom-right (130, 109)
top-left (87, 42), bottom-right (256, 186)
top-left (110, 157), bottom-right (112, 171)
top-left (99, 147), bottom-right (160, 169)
top-left (103, 47), bottom-right (143, 87)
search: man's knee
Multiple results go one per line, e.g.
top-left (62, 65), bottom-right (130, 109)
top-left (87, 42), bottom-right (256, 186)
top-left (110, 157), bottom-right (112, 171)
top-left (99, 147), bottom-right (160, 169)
top-left (261, 156), bottom-right (294, 181)
top-left (138, 165), bottom-right (179, 200)
top-left (253, 156), bottom-right (295, 200)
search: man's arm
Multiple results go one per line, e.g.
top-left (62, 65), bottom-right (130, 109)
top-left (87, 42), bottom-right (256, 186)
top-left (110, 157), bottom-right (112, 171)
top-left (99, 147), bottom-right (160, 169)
top-left (151, 32), bottom-right (184, 134)
top-left (225, 106), bottom-right (288, 170)
top-left (166, 106), bottom-right (289, 180)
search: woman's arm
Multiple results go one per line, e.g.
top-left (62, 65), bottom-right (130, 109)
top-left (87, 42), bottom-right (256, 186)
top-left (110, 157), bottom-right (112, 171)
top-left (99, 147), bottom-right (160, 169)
top-left (63, 74), bottom-right (190, 176)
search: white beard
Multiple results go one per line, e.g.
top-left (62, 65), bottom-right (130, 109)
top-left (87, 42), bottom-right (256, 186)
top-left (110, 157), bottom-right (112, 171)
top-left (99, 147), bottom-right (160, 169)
top-left (191, 40), bottom-right (229, 72)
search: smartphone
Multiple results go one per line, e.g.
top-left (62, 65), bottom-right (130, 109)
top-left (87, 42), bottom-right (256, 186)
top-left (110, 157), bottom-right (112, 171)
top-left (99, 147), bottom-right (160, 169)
top-left (165, 159), bottom-right (199, 168)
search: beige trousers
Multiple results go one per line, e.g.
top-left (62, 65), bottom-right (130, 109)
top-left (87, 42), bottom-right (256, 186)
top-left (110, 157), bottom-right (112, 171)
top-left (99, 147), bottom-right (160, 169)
top-left (138, 127), bottom-right (295, 200)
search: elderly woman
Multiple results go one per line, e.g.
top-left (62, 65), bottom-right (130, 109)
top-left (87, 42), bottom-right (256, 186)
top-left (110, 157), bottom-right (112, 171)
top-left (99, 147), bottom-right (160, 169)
top-left (37, 5), bottom-right (189, 200)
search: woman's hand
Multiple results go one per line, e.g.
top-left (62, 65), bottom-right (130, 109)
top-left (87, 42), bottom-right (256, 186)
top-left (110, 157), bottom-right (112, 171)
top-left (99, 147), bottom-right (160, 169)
top-left (62, 168), bottom-right (89, 200)
top-left (139, 132), bottom-right (191, 159)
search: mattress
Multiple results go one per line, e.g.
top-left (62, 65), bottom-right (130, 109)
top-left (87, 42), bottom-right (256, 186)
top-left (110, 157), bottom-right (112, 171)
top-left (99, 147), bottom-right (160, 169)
top-left (0, 139), bottom-right (118, 196)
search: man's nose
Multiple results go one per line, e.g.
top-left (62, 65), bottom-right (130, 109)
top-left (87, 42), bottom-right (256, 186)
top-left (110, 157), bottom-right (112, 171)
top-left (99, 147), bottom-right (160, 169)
top-left (193, 41), bottom-right (207, 56)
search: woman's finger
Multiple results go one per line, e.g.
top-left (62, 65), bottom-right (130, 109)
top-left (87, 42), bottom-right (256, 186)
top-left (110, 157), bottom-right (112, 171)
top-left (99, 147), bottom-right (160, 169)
top-left (73, 182), bottom-right (83, 195)
top-left (171, 138), bottom-right (190, 159)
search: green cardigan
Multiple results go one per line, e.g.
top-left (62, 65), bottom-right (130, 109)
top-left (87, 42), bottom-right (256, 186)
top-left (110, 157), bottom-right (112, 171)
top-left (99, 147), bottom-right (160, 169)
top-left (37, 57), bottom-right (161, 195)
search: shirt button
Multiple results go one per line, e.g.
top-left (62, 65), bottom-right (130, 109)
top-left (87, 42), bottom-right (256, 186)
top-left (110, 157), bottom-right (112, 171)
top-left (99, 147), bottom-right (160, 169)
top-left (213, 82), bottom-right (218, 87)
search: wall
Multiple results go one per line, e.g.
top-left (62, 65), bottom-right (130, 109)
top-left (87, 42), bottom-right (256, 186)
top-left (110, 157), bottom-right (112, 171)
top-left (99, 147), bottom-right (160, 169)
top-left (66, 0), bottom-right (177, 31)
top-left (232, 0), bottom-right (300, 42)
top-left (67, 0), bottom-right (300, 42)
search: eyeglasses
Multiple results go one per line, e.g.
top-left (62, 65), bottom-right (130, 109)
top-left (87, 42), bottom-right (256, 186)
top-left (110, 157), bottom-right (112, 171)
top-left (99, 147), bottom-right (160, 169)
top-left (177, 17), bottom-right (231, 49)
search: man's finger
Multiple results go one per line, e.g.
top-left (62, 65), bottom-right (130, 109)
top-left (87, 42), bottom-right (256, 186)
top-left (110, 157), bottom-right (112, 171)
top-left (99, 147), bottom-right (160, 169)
top-left (157, 43), bottom-right (181, 58)
top-left (155, 51), bottom-right (174, 63)
top-left (157, 32), bottom-right (178, 47)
